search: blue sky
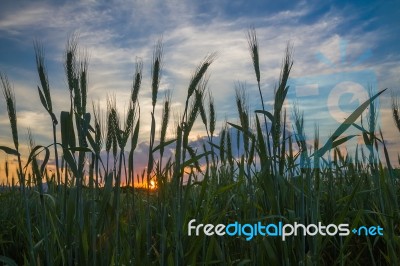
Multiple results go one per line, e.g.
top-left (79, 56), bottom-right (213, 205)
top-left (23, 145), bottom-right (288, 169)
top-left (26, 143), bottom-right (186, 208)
top-left (1, 0), bottom-right (399, 183)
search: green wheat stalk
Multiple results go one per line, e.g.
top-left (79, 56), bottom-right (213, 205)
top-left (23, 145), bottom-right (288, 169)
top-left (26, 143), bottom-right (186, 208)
top-left (1, 73), bottom-right (36, 265)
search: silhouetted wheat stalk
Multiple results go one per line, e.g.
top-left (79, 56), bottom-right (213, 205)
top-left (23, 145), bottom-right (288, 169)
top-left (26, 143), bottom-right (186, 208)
top-left (34, 41), bottom-right (62, 187)
top-left (392, 95), bottom-right (400, 133)
top-left (0, 30), bottom-right (399, 266)
top-left (1, 72), bottom-right (36, 265)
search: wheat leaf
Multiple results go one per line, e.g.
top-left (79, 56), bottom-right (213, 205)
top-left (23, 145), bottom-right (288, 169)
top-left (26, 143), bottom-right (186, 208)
top-left (315, 89), bottom-right (386, 157)
top-left (0, 146), bottom-right (19, 156)
top-left (152, 138), bottom-right (176, 153)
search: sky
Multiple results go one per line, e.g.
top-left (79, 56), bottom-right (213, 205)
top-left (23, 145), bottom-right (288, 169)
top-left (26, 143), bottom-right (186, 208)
top-left (0, 0), bottom-right (400, 184)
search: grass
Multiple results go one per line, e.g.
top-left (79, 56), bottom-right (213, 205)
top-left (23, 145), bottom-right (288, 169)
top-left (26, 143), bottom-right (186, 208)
top-left (0, 29), bottom-right (399, 265)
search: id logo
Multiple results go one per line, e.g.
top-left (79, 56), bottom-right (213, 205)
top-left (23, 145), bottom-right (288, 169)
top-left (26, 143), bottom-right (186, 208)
top-left (287, 39), bottom-right (378, 167)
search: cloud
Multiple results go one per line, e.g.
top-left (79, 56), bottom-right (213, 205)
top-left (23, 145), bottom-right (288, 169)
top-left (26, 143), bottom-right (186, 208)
top-left (1, 0), bottom-right (400, 184)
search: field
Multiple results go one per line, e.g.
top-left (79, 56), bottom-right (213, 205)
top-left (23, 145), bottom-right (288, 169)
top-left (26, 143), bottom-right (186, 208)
top-left (0, 30), bottom-right (399, 265)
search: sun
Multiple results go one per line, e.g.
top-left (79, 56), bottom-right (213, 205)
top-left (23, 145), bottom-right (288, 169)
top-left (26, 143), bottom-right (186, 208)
top-left (149, 180), bottom-right (157, 190)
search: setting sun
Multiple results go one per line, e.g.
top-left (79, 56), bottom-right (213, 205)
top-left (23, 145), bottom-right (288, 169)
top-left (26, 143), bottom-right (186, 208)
top-left (149, 180), bottom-right (157, 190)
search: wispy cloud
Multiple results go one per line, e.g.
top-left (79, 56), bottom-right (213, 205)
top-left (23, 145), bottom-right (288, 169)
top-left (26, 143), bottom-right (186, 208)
top-left (1, 0), bottom-right (399, 182)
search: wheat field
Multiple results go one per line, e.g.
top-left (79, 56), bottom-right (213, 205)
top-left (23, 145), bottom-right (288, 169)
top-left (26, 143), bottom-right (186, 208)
top-left (0, 29), bottom-right (399, 265)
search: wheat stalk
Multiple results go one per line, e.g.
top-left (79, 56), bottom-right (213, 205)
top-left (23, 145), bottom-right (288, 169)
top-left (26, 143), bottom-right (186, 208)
top-left (151, 38), bottom-right (163, 108)
top-left (160, 91), bottom-right (171, 157)
top-left (235, 83), bottom-right (250, 154)
top-left (247, 27), bottom-right (260, 84)
top-left (187, 53), bottom-right (217, 100)
top-left (197, 77), bottom-right (209, 134)
top-left (34, 41), bottom-right (52, 113)
top-left (1, 73), bottom-right (18, 149)
top-left (34, 41), bottom-right (62, 185)
top-left (79, 51), bottom-right (89, 115)
top-left (1, 72), bottom-right (36, 264)
top-left (208, 91), bottom-right (216, 138)
top-left (131, 58), bottom-right (143, 105)
top-left (392, 95), bottom-right (400, 133)
top-left (65, 34), bottom-right (78, 94)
